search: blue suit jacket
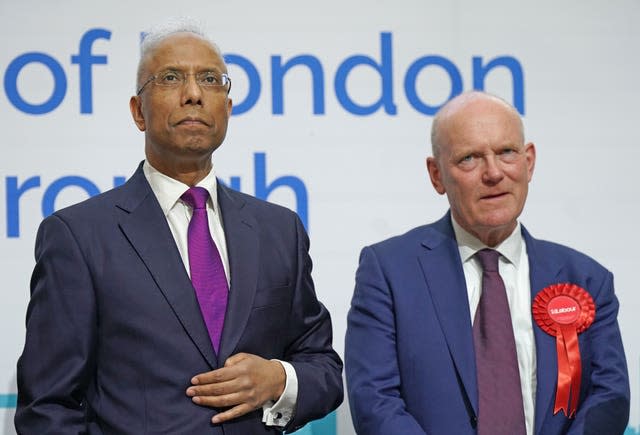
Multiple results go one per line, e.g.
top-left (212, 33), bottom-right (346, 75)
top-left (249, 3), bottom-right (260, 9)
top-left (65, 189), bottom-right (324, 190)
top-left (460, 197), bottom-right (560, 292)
top-left (16, 163), bottom-right (343, 434)
top-left (346, 213), bottom-right (629, 435)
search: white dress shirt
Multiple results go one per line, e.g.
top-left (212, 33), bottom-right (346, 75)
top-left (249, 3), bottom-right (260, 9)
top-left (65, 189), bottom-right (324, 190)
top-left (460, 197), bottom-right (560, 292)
top-left (142, 161), bottom-right (298, 427)
top-left (451, 217), bottom-right (537, 435)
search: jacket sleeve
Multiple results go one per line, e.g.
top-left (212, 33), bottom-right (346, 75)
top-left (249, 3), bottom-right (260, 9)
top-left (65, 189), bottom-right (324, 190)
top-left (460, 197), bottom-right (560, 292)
top-left (566, 271), bottom-right (630, 435)
top-left (15, 214), bottom-right (96, 434)
top-left (283, 214), bottom-right (344, 432)
top-left (345, 246), bottom-right (427, 435)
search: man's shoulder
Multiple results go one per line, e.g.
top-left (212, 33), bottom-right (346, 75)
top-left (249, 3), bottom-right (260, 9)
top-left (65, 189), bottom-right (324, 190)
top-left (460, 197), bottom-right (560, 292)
top-left (366, 217), bottom-right (451, 255)
top-left (525, 231), bottom-right (610, 274)
top-left (51, 182), bottom-right (129, 222)
top-left (219, 184), bottom-right (298, 220)
top-left (34, 182), bottom-right (133, 248)
top-left (370, 225), bottom-right (432, 247)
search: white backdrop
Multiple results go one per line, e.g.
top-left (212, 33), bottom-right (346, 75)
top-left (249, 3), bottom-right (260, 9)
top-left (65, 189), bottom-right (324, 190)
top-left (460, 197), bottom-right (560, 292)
top-left (1, 1), bottom-right (638, 434)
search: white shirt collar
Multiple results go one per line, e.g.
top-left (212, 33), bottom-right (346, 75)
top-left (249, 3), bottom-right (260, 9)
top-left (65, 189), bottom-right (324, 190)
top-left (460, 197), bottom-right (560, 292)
top-left (142, 160), bottom-right (220, 216)
top-left (450, 214), bottom-right (523, 267)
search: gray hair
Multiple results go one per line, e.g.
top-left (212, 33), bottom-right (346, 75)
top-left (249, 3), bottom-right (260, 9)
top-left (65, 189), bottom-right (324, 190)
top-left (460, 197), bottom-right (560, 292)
top-left (430, 91), bottom-right (524, 159)
top-left (136, 17), bottom-right (224, 91)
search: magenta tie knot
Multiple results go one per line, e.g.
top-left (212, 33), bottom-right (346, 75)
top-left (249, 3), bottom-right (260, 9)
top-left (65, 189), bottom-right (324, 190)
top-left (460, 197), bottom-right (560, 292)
top-left (181, 186), bottom-right (209, 210)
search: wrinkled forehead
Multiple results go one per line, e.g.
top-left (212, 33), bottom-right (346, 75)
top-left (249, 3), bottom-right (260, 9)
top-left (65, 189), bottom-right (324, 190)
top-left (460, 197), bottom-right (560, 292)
top-left (141, 32), bottom-right (226, 73)
top-left (438, 97), bottom-right (524, 150)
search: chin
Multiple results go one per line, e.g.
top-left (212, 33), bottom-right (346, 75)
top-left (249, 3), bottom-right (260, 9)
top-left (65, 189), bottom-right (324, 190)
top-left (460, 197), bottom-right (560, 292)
top-left (476, 210), bottom-right (519, 230)
top-left (173, 141), bottom-right (216, 155)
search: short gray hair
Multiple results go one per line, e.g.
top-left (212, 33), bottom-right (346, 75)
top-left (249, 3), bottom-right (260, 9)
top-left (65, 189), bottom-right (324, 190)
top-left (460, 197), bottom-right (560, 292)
top-left (136, 17), bottom-right (224, 91)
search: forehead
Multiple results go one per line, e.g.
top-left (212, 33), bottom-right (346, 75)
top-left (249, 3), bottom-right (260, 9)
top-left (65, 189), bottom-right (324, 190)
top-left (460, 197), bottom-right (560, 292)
top-left (143, 33), bottom-right (224, 72)
top-left (440, 98), bottom-right (523, 154)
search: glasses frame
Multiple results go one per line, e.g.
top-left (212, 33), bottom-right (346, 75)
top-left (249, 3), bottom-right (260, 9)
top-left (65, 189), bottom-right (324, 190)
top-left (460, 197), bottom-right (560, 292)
top-left (136, 71), bottom-right (231, 96)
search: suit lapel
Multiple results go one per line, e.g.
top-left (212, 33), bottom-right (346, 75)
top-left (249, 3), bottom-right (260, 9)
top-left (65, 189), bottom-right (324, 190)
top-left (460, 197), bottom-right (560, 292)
top-left (522, 228), bottom-right (562, 434)
top-left (116, 165), bottom-right (218, 369)
top-left (418, 214), bottom-right (479, 416)
top-left (216, 184), bottom-right (260, 364)
top-left (417, 219), bottom-right (565, 430)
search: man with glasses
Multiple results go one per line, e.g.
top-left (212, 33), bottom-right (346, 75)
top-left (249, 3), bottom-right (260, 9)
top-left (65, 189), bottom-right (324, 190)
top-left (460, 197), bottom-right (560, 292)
top-left (16, 18), bottom-right (342, 434)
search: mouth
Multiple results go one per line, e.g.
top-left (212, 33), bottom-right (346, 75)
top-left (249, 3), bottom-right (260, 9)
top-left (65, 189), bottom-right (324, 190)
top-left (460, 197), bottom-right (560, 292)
top-left (175, 116), bottom-right (210, 127)
top-left (480, 192), bottom-right (509, 200)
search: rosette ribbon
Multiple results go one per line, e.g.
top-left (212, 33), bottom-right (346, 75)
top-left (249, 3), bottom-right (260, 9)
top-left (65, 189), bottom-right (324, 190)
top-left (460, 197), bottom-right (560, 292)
top-left (532, 283), bottom-right (595, 418)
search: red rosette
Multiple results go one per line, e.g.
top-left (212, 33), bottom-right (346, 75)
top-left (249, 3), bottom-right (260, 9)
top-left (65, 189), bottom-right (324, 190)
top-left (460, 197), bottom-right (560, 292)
top-left (532, 283), bottom-right (595, 418)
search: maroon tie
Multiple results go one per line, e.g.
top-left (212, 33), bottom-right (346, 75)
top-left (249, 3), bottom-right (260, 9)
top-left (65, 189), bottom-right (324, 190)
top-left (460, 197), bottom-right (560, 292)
top-left (181, 187), bottom-right (228, 354)
top-left (473, 249), bottom-right (526, 435)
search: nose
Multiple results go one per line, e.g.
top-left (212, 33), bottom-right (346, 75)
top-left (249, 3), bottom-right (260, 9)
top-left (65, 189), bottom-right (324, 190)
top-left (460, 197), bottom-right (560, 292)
top-left (482, 155), bottom-right (504, 184)
top-left (181, 74), bottom-right (203, 106)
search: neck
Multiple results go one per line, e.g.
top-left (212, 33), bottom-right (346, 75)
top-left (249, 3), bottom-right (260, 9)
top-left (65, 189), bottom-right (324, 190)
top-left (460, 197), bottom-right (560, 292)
top-left (472, 223), bottom-right (517, 247)
top-left (451, 214), bottom-right (517, 248)
top-left (145, 154), bottom-right (213, 186)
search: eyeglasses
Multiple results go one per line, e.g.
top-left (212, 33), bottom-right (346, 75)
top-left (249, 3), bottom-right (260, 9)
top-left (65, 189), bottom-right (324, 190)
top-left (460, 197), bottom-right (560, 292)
top-left (136, 70), bottom-right (231, 95)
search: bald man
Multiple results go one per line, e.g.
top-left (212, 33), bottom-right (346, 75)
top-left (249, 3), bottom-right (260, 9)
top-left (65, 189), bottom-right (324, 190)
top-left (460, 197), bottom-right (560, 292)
top-left (345, 91), bottom-right (629, 435)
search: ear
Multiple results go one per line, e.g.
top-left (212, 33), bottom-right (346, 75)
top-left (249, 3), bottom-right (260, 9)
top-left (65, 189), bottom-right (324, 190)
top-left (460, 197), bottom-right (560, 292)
top-left (226, 96), bottom-right (233, 117)
top-left (524, 142), bottom-right (536, 182)
top-left (427, 156), bottom-right (446, 195)
top-left (129, 96), bottom-right (146, 131)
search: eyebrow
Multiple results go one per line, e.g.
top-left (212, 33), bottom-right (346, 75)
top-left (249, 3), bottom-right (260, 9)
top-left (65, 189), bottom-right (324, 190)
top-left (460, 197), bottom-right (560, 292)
top-left (157, 65), bottom-right (222, 73)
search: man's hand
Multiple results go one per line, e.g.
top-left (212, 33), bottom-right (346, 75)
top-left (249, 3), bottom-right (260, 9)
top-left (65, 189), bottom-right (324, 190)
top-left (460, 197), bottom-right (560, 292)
top-left (186, 352), bottom-right (286, 424)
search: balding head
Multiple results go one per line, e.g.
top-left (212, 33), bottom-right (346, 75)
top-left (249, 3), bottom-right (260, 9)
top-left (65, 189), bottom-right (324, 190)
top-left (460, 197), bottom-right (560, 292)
top-left (430, 91), bottom-right (524, 160)
top-left (425, 90), bottom-right (535, 247)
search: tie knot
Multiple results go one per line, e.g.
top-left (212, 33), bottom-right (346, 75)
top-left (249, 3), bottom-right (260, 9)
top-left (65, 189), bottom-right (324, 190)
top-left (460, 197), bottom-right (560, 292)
top-left (475, 249), bottom-right (500, 273)
top-left (181, 186), bottom-right (210, 210)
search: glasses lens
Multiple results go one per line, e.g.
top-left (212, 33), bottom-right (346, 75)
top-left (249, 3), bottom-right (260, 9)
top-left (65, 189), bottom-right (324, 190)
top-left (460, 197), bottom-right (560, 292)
top-left (156, 70), bottom-right (184, 86)
top-left (198, 71), bottom-right (224, 87)
top-left (146, 70), bottom-right (230, 91)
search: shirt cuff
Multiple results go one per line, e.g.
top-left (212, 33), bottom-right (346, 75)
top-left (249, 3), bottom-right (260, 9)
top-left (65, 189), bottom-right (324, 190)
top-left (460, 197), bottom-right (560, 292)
top-left (262, 360), bottom-right (298, 427)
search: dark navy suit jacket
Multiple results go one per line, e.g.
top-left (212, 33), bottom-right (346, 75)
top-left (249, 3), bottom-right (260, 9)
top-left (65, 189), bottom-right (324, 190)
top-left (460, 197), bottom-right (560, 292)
top-left (16, 163), bottom-right (343, 434)
top-left (346, 213), bottom-right (629, 435)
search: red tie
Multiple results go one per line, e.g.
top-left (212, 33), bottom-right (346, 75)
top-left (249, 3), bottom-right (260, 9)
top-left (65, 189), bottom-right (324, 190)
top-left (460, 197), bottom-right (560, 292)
top-left (473, 249), bottom-right (526, 435)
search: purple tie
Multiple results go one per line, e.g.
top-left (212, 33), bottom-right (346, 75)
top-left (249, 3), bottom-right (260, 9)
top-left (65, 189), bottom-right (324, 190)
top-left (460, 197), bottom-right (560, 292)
top-left (181, 187), bottom-right (228, 354)
top-left (473, 249), bottom-right (526, 435)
